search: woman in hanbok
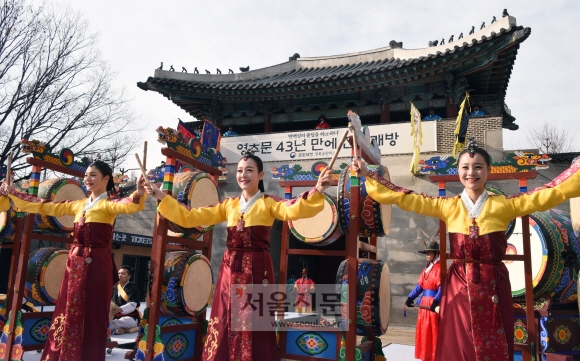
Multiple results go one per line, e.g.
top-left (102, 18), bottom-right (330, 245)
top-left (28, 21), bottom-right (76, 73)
top-left (144, 151), bottom-right (333, 361)
top-left (352, 141), bottom-right (580, 361)
top-left (2, 160), bottom-right (147, 361)
top-left (405, 241), bottom-right (441, 361)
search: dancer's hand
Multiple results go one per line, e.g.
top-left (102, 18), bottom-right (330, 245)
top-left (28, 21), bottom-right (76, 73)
top-left (316, 167), bottom-right (333, 193)
top-left (136, 175), bottom-right (147, 197)
top-left (0, 177), bottom-right (14, 196)
top-left (144, 180), bottom-right (166, 200)
top-left (351, 158), bottom-right (368, 177)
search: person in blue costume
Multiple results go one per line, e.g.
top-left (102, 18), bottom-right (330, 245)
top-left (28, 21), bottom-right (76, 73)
top-left (423, 107), bottom-right (442, 121)
top-left (470, 104), bottom-right (485, 117)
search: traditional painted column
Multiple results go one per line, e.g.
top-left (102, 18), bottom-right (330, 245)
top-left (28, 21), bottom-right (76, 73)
top-left (380, 104), bottom-right (390, 123)
top-left (379, 89), bottom-right (391, 123)
top-left (446, 96), bottom-right (458, 118)
top-left (264, 114), bottom-right (272, 133)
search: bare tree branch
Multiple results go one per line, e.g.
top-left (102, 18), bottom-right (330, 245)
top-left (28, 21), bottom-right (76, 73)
top-left (525, 122), bottom-right (579, 154)
top-left (0, 0), bottom-right (142, 179)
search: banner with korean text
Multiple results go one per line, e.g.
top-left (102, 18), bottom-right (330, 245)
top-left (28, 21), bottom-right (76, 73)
top-left (220, 122), bottom-right (437, 163)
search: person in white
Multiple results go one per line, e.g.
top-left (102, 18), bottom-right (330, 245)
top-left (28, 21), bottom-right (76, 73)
top-left (109, 266), bottom-right (141, 334)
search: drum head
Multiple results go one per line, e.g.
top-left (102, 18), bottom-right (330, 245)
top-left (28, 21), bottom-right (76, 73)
top-left (187, 177), bottom-right (219, 229)
top-left (379, 205), bottom-right (392, 236)
top-left (0, 211), bottom-right (8, 237)
top-left (505, 214), bottom-right (562, 298)
top-left (44, 251), bottom-right (68, 301)
top-left (182, 255), bottom-right (213, 314)
top-left (571, 196), bottom-right (580, 237)
top-left (289, 194), bottom-right (338, 243)
top-left (379, 263), bottom-right (391, 334)
top-left (53, 183), bottom-right (86, 230)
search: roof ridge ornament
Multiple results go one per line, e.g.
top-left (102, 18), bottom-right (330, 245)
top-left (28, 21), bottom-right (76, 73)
top-left (289, 53), bottom-right (300, 61)
top-left (389, 40), bottom-right (403, 49)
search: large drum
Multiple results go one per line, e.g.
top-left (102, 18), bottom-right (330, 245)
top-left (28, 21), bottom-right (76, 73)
top-left (0, 201), bottom-right (17, 241)
top-left (168, 172), bottom-right (220, 239)
top-left (337, 165), bottom-right (392, 237)
top-left (288, 194), bottom-right (342, 246)
top-left (505, 211), bottom-right (579, 304)
top-left (336, 259), bottom-right (391, 337)
top-left (25, 247), bottom-right (69, 305)
top-left (161, 251), bottom-right (213, 317)
top-left (544, 209), bottom-right (580, 304)
top-left (36, 179), bottom-right (87, 233)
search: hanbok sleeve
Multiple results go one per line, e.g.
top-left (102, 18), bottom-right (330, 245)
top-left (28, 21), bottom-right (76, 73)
top-left (506, 158), bottom-right (580, 219)
top-left (8, 189), bottom-right (79, 217)
top-left (157, 195), bottom-right (227, 228)
top-left (267, 188), bottom-right (325, 221)
top-left (365, 171), bottom-right (446, 219)
top-left (107, 191), bottom-right (147, 215)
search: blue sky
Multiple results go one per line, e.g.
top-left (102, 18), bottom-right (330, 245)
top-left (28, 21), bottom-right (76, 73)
top-left (64, 0), bottom-right (580, 170)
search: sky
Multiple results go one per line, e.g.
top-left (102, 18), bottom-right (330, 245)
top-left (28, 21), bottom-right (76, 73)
top-left (61, 0), bottom-right (580, 172)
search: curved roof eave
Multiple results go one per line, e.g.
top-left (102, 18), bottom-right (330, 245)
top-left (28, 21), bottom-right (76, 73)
top-left (148, 16), bottom-right (518, 86)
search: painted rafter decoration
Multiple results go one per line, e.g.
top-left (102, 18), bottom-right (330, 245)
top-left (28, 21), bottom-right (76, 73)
top-left (271, 161), bottom-right (348, 181)
top-left (20, 139), bottom-right (91, 173)
top-left (417, 152), bottom-right (552, 175)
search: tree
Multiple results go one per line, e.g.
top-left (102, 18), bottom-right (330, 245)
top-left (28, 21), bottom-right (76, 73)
top-left (0, 0), bottom-right (141, 179)
top-left (525, 122), bottom-right (578, 154)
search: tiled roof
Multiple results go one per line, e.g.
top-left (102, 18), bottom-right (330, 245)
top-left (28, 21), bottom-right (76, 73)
top-left (137, 16), bottom-right (531, 123)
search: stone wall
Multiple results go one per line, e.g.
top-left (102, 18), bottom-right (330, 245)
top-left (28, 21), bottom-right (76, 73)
top-left (434, 117), bottom-right (502, 154)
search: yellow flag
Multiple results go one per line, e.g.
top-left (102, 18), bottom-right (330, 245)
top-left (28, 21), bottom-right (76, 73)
top-left (452, 93), bottom-right (470, 158)
top-left (409, 102), bottom-right (423, 174)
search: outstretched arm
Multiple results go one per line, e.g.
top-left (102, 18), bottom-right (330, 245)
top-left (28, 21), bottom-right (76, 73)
top-left (157, 196), bottom-right (228, 228)
top-left (107, 176), bottom-right (148, 215)
top-left (352, 159), bottom-right (446, 219)
top-left (506, 157), bottom-right (580, 218)
top-left (2, 178), bottom-right (79, 217)
top-left (268, 167), bottom-right (332, 221)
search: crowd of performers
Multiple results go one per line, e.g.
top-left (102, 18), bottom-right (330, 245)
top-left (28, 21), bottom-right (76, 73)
top-left (0, 139), bottom-right (579, 361)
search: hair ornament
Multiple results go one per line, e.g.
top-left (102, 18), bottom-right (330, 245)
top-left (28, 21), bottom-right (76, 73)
top-left (240, 148), bottom-right (256, 160)
top-left (466, 138), bottom-right (478, 158)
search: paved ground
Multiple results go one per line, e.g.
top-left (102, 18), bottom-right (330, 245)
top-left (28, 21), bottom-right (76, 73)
top-left (22, 326), bottom-right (417, 361)
top-left (19, 303), bottom-right (417, 360)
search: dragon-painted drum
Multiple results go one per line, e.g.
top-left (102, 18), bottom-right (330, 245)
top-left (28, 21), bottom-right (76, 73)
top-left (337, 165), bottom-right (392, 237)
top-left (36, 178), bottom-right (87, 233)
top-left (25, 247), bottom-right (68, 305)
top-left (336, 259), bottom-right (391, 337)
top-left (504, 212), bottom-right (572, 302)
top-left (288, 194), bottom-right (342, 246)
top-left (0, 201), bottom-right (17, 241)
top-left (167, 171), bottom-right (219, 239)
top-left (542, 209), bottom-right (579, 304)
top-left (161, 251), bottom-right (213, 317)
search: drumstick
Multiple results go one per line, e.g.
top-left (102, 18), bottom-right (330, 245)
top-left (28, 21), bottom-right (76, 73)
top-left (347, 113), bottom-right (358, 160)
top-left (411, 303), bottom-right (439, 313)
top-left (142, 141), bottom-right (148, 170)
top-left (134, 153), bottom-right (148, 181)
top-left (6, 152), bottom-right (12, 185)
top-left (327, 129), bottom-right (349, 170)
